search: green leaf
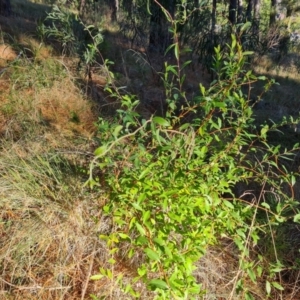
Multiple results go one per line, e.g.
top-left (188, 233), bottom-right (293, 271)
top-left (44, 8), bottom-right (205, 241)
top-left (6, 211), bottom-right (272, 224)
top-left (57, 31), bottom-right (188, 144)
top-left (128, 248), bottom-right (134, 259)
top-left (142, 210), bottom-right (151, 224)
top-left (135, 223), bottom-right (146, 235)
top-left (106, 269), bottom-right (113, 280)
top-left (137, 266), bottom-right (147, 277)
top-left (145, 248), bottom-right (160, 261)
top-left (108, 258), bottom-right (116, 264)
top-left (242, 51), bottom-right (254, 56)
top-left (165, 43), bottom-right (175, 55)
top-left (90, 274), bottom-right (104, 280)
top-left (132, 202), bottom-right (143, 211)
top-left (237, 228), bottom-right (246, 239)
top-left (181, 60), bottom-right (192, 69)
top-left (94, 145), bottom-right (107, 156)
top-left (257, 76), bottom-right (267, 80)
top-left (261, 202), bottom-right (270, 209)
top-left (153, 237), bottom-right (165, 246)
top-left (165, 64), bottom-right (177, 76)
top-left (148, 279), bottom-right (168, 290)
top-left (200, 84), bottom-right (205, 96)
top-left (146, 0), bottom-right (151, 14)
top-left (257, 266), bottom-right (263, 277)
top-left (294, 214), bottom-right (300, 223)
top-left (240, 21), bottom-right (252, 32)
top-left (118, 233), bottom-right (130, 240)
top-left (174, 43), bottom-right (179, 60)
top-left (260, 125), bottom-right (269, 139)
top-left (179, 123), bottom-right (190, 130)
top-left (188, 284), bottom-right (201, 294)
top-left (136, 236), bottom-right (148, 245)
top-left (245, 292), bottom-right (254, 300)
top-left (271, 266), bottom-right (283, 273)
top-left (231, 34), bottom-right (237, 49)
top-left (266, 280), bottom-right (271, 295)
top-left (271, 281), bottom-right (284, 290)
top-left (223, 200), bottom-right (234, 209)
top-left (113, 125), bottom-right (123, 138)
top-left (153, 116), bottom-right (170, 127)
top-left (275, 215), bottom-right (285, 223)
top-left (247, 268), bottom-right (256, 282)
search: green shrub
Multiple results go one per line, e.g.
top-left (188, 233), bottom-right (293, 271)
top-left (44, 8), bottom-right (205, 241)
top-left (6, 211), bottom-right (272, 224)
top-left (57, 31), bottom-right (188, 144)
top-left (38, 5), bottom-right (103, 70)
top-left (86, 33), bottom-right (300, 299)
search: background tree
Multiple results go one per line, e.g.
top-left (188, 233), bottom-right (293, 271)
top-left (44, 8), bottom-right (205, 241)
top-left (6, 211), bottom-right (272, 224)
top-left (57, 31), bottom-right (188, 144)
top-left (246, 0), bottom-right (253, 21)
top-left (0, 0), bottom-right (11, 16)
top-left (211, 0), bottom-right (217, 40)
top-left (149, 0), bottom-right (176, 53)
top-left (237, 0), bottom-right (244, 23)
top-left (109, 0), bottom-right (119, 22)
top-left (270, 0), bottom-right (280, 26)
top-left (283, 0), bottom-right (300, 18)
top-left (253, 0), bottom-right (261, 36)
top-left (229, 0), bottom-right (237, 24)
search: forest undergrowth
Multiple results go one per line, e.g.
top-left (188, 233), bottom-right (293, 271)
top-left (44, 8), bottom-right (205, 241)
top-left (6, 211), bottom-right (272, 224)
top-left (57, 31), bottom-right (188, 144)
top-left (1, 1), bottom-right (300, 299)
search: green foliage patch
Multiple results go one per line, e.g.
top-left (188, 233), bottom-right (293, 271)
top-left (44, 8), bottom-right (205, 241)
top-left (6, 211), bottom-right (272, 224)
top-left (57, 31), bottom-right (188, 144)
top-left (87, 34), bottom-right (300, 299)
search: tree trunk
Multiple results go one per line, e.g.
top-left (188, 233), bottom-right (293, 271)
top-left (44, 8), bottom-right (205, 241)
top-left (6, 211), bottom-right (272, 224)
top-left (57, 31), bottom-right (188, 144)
top-left (0, 0), bottom-right (11, 16)
top-left (79, 0), bottom-right (85, 16)
top-left (237, 0), bottom-right (244, 23)
top-left (229, 0), bottom-right (237, 24)
top-left (149, 0), bottom-right (175, 54)
top-left (109, 0), bottom-right (119, 22)
top-left (270, 0), bottom-right (279, 25)
top-left (252, 0), bottom-right (260, 36)
top-left (286, 0), bottom-right (297, 18)
top-left (246, 0), bottom-right (253, 21)
top-left (211, 0), bottom-right (217, 40)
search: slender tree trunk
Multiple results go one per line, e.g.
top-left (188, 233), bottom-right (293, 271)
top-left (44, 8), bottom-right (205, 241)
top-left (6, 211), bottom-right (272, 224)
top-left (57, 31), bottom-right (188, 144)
top-left (269, 0), bottom-right (278, 26)
top-left (253, 0), bottom-right (260, 21)
top-left (149, 0), bottom-right (175, 54)
top-left (229, 0), bottom-right (237, 24)
top-left (252, 0), bottom-right (260, 36)
top-left (79, 0), bottom-right (85, 16)
top-left (286, 0), bottom-right (300, 17)
top-left (109, 0), bottom-right (119, 22)
top-left (246, 0), bottom-right (253, 21)
top-left (237, 0), bottom-right (244, 23)
top-left (211, 0), bottom-right (217, 40)
top-left (0, 0), bottom-right (11, 16)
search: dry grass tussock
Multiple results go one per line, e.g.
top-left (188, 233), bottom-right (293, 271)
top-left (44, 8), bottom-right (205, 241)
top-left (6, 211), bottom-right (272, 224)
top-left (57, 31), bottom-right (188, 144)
top-left (37, 77), bottom-right (98, 136)
top-left (253, 54), bottom-right (300, 82)
top-left (0, 144), bottom-right (110, 299)
top-left (0, 44), bottom-right (17, 67)
top-left (0, 42), bottom-right (114, 298)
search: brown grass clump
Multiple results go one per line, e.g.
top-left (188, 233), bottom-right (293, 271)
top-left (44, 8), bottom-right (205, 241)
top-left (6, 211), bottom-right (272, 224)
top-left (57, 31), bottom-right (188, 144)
top-left (0, 44), bottom-right (17, 67)
top-left (38, 77), bottom-right (98, 137)
top-left (0, 61), bottom-right (107, 299)
top-left (0, 145), bottom-right (110, 300)
top-left (253, 54), bottom-right (300, 82)
top-left (0, 42), bottom-right (109, 298)
top-left (18, 35), bottom-right (53, 61)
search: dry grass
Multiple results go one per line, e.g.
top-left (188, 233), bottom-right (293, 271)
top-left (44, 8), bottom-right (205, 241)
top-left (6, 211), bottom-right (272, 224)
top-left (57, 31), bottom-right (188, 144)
top-left (0, 34), bottom-right (245, 300)
top-left (37, 77), bottom-right (98, 136)
top-left (0, 25), bottom-right (110, 298)
top-left (253, 53), bottom-right (300, 82)
top-left (0, 44), bottom-right (17, 66)
top-left (0, 1), bottom-right (300, 299)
